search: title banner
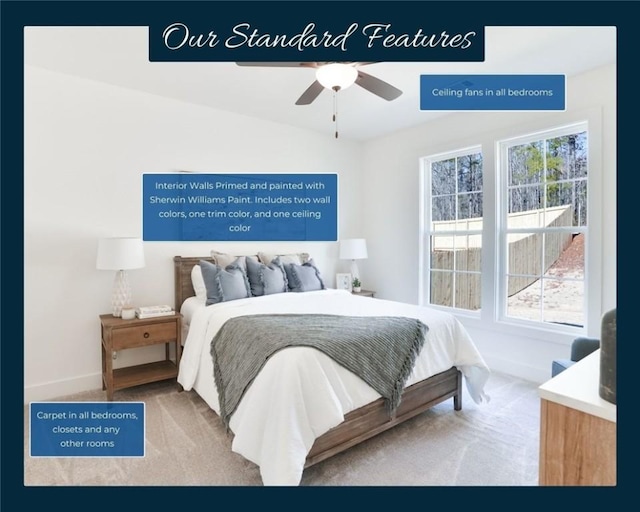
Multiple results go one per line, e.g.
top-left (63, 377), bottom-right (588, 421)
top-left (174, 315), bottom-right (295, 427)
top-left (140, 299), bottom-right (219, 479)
top-left (149, 8), bottom-right (484, 62)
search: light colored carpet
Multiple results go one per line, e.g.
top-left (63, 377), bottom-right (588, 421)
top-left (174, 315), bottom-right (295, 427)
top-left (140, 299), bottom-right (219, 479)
top-left (24, 372), bottom-right (540, 486)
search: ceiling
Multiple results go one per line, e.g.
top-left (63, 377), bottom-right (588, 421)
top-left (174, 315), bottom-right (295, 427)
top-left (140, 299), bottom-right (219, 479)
top-left (24, 26), bottom-right (616, 141)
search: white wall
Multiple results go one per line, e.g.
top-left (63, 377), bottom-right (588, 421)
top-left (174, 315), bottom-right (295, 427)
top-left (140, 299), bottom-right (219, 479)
top-left (24, 63), bottom-right (616, 399)
top-left (24, 66), bottom-right (364, 402)
top-left (361, 64), bottom-right (616, 383)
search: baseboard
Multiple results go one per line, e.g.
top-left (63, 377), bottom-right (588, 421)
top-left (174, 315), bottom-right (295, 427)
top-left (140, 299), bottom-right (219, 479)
top-left (482, 353), bottom-right (550, 384)
top-left (24, 372), bottom-right (102, 404)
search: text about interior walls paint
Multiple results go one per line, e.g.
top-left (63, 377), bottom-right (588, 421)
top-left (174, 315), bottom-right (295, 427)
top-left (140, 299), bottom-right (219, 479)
top-left (143, 173), bottom-right (338, 241)
top-left (420, 75), bottom-right (565, 110)
top-left (30, 402), bottom-right (145, 457)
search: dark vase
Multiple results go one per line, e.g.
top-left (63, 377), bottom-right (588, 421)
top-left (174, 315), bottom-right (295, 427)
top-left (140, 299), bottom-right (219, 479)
top-left (599, 308), bottom-right (616, 404)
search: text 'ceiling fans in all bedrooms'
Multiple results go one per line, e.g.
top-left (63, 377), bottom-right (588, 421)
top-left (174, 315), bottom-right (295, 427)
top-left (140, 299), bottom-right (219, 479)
top-left (236, 62), bottom-right (402, 138)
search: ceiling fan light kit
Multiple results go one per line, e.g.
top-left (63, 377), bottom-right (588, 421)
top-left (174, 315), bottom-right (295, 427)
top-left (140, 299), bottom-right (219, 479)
top-left (315, 63), bottom-right (358, 91)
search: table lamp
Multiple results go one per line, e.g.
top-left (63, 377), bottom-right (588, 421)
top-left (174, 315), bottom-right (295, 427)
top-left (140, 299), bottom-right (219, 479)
top-left (339, 238), bottom-right (368, 282)
top-left (96, 237), bottom-right (145, 317)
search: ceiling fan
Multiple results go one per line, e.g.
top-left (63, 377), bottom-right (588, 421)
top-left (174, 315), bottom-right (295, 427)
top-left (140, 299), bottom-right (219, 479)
top-left (235, 62), bottom-right (403, 105)
top-left (235, 62), bottom-right (402, 138)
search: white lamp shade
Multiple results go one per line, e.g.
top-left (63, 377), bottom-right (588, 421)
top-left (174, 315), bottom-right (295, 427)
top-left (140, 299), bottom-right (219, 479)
top-left (96, 237), bottom-right (145, 270)
top-left (316, 63), bottom-right (358, 90)
top-left (339, 238), bottom-right (368, 260)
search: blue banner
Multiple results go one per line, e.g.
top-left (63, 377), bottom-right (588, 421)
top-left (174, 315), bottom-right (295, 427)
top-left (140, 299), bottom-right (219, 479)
top-left (420, 75), bottom-right (565, 111)
top-left (30, 402), bottom-right (145, 457)
top-left (143, 173), bottom-right (338, 242)
top-left (148, 4), bottom-right (484, 62)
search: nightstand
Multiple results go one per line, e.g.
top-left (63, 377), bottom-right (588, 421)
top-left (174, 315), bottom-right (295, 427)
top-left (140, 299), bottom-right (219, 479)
top-left (100, 313), bottom-right (182, 400)
top-left (352, 289), bottom-right (375, 298)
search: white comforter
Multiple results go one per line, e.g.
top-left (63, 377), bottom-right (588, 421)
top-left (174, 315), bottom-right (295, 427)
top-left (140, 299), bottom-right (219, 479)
top-left (178, 289), bottom-right (490, 486)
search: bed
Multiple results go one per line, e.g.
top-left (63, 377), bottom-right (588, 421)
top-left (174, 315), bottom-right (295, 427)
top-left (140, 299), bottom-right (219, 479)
top-left (174, 255), bottom-right (490, 486)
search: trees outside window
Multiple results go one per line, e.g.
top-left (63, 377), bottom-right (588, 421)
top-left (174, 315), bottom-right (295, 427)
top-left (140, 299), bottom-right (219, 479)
top-left (421, 122), bottom-right (589, 331)
top-left (423, 148), bottom-right (483, 311)
top-left (501, 125), bottom-right (587, 327)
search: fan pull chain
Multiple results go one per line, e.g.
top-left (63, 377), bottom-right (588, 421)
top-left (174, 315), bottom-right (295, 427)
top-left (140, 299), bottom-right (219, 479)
top-left (333, 87), bottom-right (339, 139)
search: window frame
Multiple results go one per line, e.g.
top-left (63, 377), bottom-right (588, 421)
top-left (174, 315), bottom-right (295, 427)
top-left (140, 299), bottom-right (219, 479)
top-left (418, 107), bottom-right (603, 343)
top-left (496, 122), bottom-right (590, 334)
top-left (419, 145), bottom-right (483, 316)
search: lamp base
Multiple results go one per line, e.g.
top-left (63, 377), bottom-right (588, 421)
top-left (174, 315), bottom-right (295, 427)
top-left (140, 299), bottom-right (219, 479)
top-left (112, 270), bottom-right (133, 317)
top-left (350, 260), bottom-right (360, 282)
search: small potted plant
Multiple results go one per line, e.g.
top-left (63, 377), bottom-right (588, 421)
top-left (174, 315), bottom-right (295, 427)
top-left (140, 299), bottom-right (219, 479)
top-left (352, 277), bottom-right (362, 293)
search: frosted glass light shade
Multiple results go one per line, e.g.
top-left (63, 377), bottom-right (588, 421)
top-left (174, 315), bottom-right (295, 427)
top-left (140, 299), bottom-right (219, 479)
top-left (316, 64), bottom-right (358, 90)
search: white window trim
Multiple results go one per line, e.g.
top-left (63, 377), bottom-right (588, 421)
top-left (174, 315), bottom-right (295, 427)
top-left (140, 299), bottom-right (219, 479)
top-left (419, 145), bottom-right (483, 317)
top-left (497, 121), bottom-right (589, 333)
top-left (418, 107), bottom-right (603, 346)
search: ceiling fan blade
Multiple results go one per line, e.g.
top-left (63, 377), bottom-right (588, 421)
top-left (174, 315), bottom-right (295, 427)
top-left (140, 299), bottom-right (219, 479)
top-left (295, 80), bottom-right (325, 105)
top-left (355, 70), bottom-right (403, 101)
top-left (235, 62), bottom-right (318, 68)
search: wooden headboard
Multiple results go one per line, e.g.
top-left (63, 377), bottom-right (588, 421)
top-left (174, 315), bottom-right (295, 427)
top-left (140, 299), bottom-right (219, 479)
top-left (173, 256), bottom-right (214, 310)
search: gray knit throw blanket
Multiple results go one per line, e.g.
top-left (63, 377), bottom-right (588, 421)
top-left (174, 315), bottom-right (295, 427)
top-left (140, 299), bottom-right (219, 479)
top-left (210, 314), bottom-right (428, 428)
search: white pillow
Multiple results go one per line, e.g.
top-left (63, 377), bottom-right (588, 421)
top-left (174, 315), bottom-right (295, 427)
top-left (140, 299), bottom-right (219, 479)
top-left (191, 264), bottom-right (207, 302)
top-left (211, 250), bottom-right (258, 270)
top-left (258, 252), bottom-right (310, 265)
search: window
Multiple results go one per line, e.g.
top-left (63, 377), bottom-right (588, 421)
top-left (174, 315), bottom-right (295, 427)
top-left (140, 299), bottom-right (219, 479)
top-left (499, 123), bottom-right (587, 328)
top-left (420, 117), bottom-right (598, 336)
top-left (421, 148), bottom-right (483, 312)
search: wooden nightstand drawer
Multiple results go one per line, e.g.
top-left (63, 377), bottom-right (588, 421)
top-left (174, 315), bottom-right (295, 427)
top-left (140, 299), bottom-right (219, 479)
top-left (112, 321), bottom-right (177, 350)
top-left (101, 313), bottom-right (182, 400)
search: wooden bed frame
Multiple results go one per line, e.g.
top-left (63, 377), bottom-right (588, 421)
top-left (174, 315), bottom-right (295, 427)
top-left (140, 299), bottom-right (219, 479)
top-left (174, 256), bottom-right (463, 469)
